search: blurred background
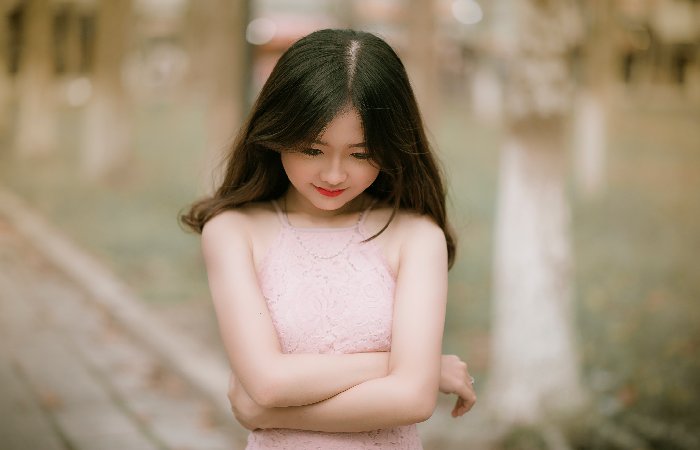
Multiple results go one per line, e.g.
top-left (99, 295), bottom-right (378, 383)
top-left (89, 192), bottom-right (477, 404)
top-left (1, 0), bottom-right (699, 448)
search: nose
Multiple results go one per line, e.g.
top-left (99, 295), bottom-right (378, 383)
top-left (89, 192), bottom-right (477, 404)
top-left (320, 157), bottom-right (347, 186)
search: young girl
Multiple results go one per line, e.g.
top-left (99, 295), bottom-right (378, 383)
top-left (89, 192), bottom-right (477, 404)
top-left (182, 29), bottom-right (475, 449)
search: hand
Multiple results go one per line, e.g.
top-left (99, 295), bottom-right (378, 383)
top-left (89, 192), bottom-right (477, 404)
top-left (228, 373), bottom-right (266, 430)
top-left (439, 354), bottom-right (477, 417)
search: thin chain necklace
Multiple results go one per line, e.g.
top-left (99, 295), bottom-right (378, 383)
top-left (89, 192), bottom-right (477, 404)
top-left (283, 197), bottom-right (359, 260)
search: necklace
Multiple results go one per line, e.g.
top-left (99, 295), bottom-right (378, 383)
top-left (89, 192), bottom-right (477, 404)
top-left (283, 197), bottom-right (359, 260)
top-left (292, 230), bottom-right (356, 259)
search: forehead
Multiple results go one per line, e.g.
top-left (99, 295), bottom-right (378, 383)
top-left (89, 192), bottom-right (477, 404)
top-left (315, 108), bottom-right (364, 145)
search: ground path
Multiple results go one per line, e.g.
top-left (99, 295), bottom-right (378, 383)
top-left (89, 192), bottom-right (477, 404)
top-left (0, 214), bottom-right (247, 449)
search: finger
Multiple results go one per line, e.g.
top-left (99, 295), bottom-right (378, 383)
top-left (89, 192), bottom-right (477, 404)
top-left (458, 399), bottom-right (473, 415)
top-left (459, 392), bottom-right (477, 415)
top-left (451, 397), bottom-right (462, 417)
top-left (453, 381), bottom-right (473, 400)
top-left (453, 400), bottom-right (468, 417)
top-left (450, 386), bottom-right (476, 417)
top-left (453, 395), bottom-right (474, 417)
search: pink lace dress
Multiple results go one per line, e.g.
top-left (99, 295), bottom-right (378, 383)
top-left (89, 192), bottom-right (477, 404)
top-left (245, 201), bottom-right (422, 449)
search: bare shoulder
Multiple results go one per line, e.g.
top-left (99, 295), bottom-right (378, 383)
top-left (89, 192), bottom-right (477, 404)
top-left (364, 206), bottom-right (446, 274)
top-left (200, 210), bottom-right (250, 266)
top-left (201, 207), bottom-right (248, 239)
top-left (201, 202), bottom-right (278, 257)
top-left (365, 205), bottom-right (447, 273)
top-left (393, 210), bottom-right (446, 247)
top-left (392, 211), bottom-right (448, 293)
top-left (364, 206), bottom-right (439, 234)
top-left (390, 211), bottom-right (447, 278)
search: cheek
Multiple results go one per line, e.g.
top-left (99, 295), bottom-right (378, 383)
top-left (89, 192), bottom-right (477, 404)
top-left (357, 166), bottom-right (380, 187)
top-left (280, 155), bottom-right (307, 182)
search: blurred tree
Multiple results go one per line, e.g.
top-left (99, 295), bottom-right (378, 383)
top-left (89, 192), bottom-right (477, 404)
top-left (185, 0), bottom-right (248, 193)
top-left (649, 0), bottom-right (699, 86)
top-left (0, 1), bottom-right (15, 138)
top-left (81, 0), bottom-right (132, 180)
top-left (573, 0), bottom-right (615, 200)
top-left (406, 0), bottom-right (437, 124)
top-left (487, 0), bottom-right (587, 428)
top-left (54, 2), bottom-right (83, 78)
top-left (333, 0), bottom-right (356, 28)
top-left (15, 0), bottom-right (56, 157)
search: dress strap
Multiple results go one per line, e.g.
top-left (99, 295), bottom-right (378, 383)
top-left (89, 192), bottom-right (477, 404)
top-left (271, 200), bottom-right (290, 227)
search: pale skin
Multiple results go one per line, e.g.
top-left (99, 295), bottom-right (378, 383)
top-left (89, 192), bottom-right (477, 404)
top-left (229, 354), bottom-right (477, 430)
top-left (202, 107), bottom-right (475, 433)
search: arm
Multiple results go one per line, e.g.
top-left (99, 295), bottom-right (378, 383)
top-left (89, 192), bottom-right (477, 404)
top-left (202, 211), bottom-right (389, 408)
top-left (235, 216), bottom-right (448, 432)
top-left (231, 354), bottom-right (477, 430)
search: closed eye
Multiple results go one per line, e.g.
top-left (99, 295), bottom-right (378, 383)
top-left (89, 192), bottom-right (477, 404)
top-left (300, 148), bottom-right (323, 156)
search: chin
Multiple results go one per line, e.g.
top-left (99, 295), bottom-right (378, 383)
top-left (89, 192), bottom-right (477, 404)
top-left (310, 192), bottom-right (356, 211)
top-left (312, 198), bottom-right (349, 211)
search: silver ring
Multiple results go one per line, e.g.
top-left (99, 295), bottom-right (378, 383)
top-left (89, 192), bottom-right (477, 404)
top-left (470, 376), bottom-right (475, 385)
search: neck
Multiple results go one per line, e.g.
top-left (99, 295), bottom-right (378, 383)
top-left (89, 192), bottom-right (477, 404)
top-left (282, 190), bottom-right (370, 226)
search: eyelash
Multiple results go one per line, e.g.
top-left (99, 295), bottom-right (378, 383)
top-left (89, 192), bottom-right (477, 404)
top-left (300, 149), bottom-right (371, 160)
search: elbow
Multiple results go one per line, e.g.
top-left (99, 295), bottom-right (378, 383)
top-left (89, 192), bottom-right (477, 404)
top-left (415, 394), bottom-right (438, 423)
top-left (243, 374), bottom-right (286, 408)
top-left (247, 380), bottom-right (286, 408)
top-left (248, 388), bottom-right (278, 409)
top-left (388, 373), bottom-right (439, 424)
top-left (238, 357), bottom-right (297, 408)
top-left (404, 388), bottom-right (438, 424)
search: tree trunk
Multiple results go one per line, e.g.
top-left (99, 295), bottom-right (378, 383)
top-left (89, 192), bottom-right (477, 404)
top-left (471, 64), bottom-right (503, 123)
top-left (572, 90), bottom-right (607, 199)
top-left (573, 0), bottom-right (614, 200)
top-left (81, 0), bottom-right (131, 180)
top-left (406, 0), bottom-right (437, 125)
top-left (487, 0), bottom-right (587, 426)
top-left (186, 0), bottom-right (248, 193)
top-left (333, 0), bottom-right (356, 28)
top-left (0, 2), bottom-right (13, 138)
top-left (61, 4), bottom-right (84, 77)
top-left (490, 119), bottom-right (585, 424)
top-left (15, 0), bottom-right (55, 157)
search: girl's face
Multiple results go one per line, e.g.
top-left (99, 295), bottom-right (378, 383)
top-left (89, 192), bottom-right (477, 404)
top-left (281, 107), bottom-right (379, 215)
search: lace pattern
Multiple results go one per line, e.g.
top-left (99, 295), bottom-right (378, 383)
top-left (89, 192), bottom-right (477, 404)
top-left (246, 202), bottom-right (422, 449)
top-left (247, 426), bottom-right (422, 450)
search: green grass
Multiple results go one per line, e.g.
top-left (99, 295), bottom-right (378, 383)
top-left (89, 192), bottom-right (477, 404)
top-left (571, 103), bottom-right (700, 441)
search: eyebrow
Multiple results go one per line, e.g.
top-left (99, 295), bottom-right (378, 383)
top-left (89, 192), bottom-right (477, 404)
top-left (312, 140), bottom-right (367, 148)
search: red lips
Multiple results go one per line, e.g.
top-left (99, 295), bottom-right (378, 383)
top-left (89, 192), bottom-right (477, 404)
top-left (315, 186), bottom-right (346, 197)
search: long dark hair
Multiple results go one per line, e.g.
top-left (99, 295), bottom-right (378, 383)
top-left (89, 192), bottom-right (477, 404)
top-left (180, 29), bottom-right (456, 267)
